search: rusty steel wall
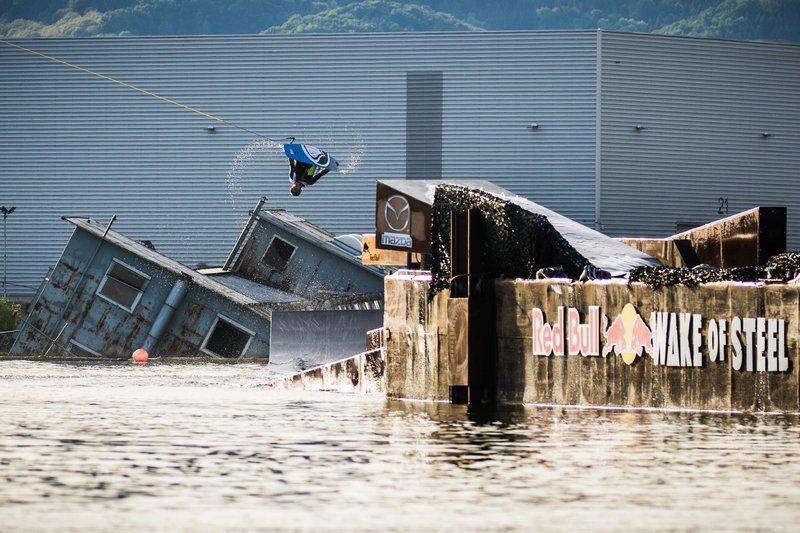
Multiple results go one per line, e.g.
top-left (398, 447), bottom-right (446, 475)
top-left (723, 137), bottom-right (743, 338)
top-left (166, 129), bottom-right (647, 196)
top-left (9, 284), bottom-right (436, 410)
top-left (619, 207), bottom-right (788, 268)
top-left (11, 228), bottom-right (271, 357)
top-left (383, 277), bottom-right (452, 401)
top-left (495, 279), bottom-right (799, 413)
top-left (384, 276), bottom-right (799, 412)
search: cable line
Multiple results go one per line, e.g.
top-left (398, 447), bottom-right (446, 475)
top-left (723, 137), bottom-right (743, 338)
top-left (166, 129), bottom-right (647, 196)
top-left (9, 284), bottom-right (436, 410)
top-left (0, 38), bottom-right (293, 142)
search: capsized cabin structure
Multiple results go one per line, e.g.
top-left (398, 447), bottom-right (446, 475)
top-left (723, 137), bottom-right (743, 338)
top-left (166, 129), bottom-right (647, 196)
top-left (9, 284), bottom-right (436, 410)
top-left (210, 202), bottom-right (384, 301)
top-left (11, 199), bottom-right (384, 358)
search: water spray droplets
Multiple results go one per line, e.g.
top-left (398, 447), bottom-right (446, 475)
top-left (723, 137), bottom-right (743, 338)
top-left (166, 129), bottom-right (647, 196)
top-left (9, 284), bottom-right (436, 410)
top-left (225, 139), bottom-right (282, 208)
top-left (338, 131), bottom-right (365, 175)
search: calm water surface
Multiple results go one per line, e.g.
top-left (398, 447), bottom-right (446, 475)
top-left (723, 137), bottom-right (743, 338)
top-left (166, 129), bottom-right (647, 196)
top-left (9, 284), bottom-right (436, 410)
top-left (0, 361), bottom-right (798, 531)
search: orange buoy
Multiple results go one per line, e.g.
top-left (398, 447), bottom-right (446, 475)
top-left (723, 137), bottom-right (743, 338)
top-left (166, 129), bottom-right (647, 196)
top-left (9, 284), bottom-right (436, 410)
top-left (132, 348), bottom-right (149, 364)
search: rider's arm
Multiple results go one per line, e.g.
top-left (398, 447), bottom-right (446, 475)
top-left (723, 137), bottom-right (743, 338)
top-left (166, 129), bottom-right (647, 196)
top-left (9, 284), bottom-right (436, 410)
top-left (305, 167), bottom-right (330, 185)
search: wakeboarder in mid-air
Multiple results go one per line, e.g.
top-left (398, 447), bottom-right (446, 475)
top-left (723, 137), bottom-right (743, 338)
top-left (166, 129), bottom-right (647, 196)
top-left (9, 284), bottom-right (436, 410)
top-left (284, 143), bottom-right (340, 196)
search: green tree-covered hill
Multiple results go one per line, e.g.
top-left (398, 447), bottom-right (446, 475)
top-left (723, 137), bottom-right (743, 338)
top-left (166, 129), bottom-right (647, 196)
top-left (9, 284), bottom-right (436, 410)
top-left (0, 0), bottom-right (797, 42)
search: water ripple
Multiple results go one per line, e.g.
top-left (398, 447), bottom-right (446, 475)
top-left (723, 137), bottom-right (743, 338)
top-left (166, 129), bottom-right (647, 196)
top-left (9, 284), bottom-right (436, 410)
top-left (0, 361), bottom-right (798, 531)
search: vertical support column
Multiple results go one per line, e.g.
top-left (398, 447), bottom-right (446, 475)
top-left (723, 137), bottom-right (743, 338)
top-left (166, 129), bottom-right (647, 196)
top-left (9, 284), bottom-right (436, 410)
top-left (467, 210), bottom-right (494, 404)
top-left (450, 210), bottom-right (469, 297)
top-left (447, 209), bottom-right (495, 404)
top-left (449, 209), bottom-right (470, 403)
top-left (448, 297), bottom-right (469, 403)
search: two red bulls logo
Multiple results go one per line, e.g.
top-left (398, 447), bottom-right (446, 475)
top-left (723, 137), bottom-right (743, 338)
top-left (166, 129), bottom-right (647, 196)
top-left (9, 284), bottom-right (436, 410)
top-left (602, 303), bottom-right (653, 365)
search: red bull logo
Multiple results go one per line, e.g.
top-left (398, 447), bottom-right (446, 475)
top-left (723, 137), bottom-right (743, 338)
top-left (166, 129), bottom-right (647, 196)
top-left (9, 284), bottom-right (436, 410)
top-left (602, 303), bottom-right (653, 365)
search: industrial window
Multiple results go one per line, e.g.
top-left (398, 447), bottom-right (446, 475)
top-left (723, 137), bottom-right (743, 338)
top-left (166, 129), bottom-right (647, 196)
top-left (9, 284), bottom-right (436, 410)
top-left (96, 259), bottom-right (150, 312)
top-left (262, 236), bottom-right (296, 272)
top-left (200, 315), bottom-right (255, 358)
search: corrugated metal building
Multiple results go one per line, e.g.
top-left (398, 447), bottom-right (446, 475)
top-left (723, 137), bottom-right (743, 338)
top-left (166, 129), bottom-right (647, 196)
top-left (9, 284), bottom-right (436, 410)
top-left (598, 32), bottom-right (800, 238)
top-left (1, 30), bottom-right (798, 298)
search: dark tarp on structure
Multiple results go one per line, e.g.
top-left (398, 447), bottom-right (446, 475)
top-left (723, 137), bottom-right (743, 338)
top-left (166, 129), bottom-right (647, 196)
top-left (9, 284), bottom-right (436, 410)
top-left (379, 179), bottom-right (659, 275)
top-left (377, 180), bottom-right (659, 293)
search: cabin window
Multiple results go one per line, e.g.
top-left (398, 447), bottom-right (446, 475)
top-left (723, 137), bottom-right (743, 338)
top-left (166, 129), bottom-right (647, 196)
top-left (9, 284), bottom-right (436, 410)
top-left (96, 259), bottom-right (150, 312)
top-left (262, 236), bottom-right (296, 272)
top-left (200, 315), bottom-right (255, 358)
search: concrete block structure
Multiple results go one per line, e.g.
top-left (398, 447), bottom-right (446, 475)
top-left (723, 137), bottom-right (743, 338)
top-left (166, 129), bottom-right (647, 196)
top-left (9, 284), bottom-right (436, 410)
top-left (384, 276), bottom-right (800, 413)
top-left (379, 180), bottom-right (798, 413)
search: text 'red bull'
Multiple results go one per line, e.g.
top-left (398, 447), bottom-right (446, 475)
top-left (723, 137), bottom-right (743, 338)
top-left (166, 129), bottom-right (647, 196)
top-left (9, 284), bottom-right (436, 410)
top-left (532, 306), bottom-right (601, 356)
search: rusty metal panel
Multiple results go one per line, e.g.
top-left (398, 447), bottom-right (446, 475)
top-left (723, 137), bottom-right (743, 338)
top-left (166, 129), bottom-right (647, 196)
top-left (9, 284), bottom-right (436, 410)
top-left (383, 275), bottom-right (451, 401)
top-left (447, 298), bottom-right (469, 387)
top-left (671, 207), bottom-right (786, 267)
top-left (232, 210), bottom-right (384, 297)
top-left (680, 210), bottom-right (759, 267)
top-left (619, 207), bottom-right (787, 268)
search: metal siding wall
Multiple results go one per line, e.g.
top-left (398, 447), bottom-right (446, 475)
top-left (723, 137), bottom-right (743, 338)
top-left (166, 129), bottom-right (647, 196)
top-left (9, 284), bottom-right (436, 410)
top-left (0, 31), bottom-right (597, 297)
top-left (599, 32), bottom-right (800, 250)
top-left (441, 33), bottom-right (597, 219)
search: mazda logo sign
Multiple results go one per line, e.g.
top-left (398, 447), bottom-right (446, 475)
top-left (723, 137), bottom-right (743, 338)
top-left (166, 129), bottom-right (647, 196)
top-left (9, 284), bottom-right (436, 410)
top-left (384, 195), bottom-right (410, 232)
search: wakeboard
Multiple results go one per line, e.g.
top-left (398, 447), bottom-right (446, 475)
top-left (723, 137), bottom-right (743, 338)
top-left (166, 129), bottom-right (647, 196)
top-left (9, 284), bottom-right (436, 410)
top-left (284, 143), bottom-right (340, 172)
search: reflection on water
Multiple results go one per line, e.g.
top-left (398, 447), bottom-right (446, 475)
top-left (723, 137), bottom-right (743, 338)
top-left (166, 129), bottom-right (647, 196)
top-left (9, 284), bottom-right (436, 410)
top-left (0, 361), bottom-right (798, 531)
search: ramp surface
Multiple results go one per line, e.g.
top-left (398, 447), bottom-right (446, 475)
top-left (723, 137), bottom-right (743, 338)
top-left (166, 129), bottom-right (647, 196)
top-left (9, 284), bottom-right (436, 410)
top-left (269, 310), bottom-right (383, 375)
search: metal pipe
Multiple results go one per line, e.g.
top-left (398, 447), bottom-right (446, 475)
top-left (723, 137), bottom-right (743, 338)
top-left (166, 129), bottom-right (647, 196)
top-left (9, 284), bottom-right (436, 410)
top-left (3, 214), bottom-right (6, 298)
top-left (45, 215), bottom-right (116, 354)
top-left (141, 278), bottom-right (188, 355)
top-left (1, 206), bottom-right (15, 297)
top-left (223, 196), bottom-right (267, 271)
